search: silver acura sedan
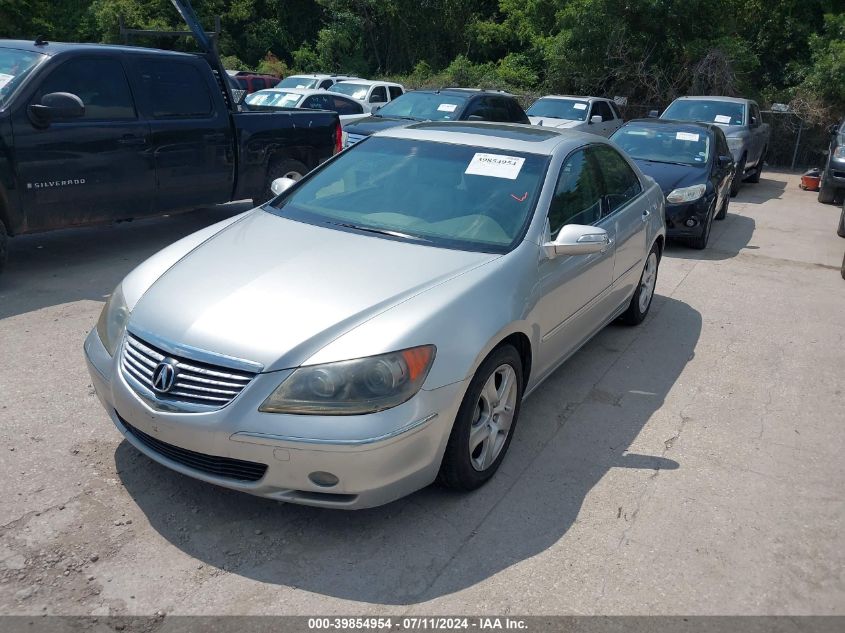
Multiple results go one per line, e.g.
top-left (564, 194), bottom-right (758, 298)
top-left (85, 122), bottom-right (666, 509)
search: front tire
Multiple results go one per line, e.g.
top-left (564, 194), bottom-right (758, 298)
top-left (837, 202), bottom-right (845, 238)
top-left (438, 345), bottom-right (523, 491)
top-left (0, 221), bottom-right (8, 274)
top-left (715, 192), bottom-right (729, 220)
top-left (620, 243), bottom-right (660, 325)
top-left (818, 175), bottom-right (837, 204)
top-left (688, 201), bottom-right (715, 250)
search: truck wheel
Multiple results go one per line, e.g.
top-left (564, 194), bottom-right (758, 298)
top-left (258, 158), bottom-right (309, 204)
top-left (0, 221), bottom-right (8, 274)
top-left (746, 149), bottom-right (765, 183)
top-left (818, 175), bottom-right (836, 204)
top-left (730, 156), bottom-right (746, 197)
top-left (837, 202), bottom-right (845, 238)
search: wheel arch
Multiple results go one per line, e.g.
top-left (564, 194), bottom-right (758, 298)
top-left (492, 332), bottom-right (533, 390)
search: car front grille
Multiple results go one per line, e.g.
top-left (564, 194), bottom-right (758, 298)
top-left (345, 133), bottom-right (366, 147)
top-left (120, 416), bottom-right (267, 483)
top-left (121, 333), bottom-right (256, 410)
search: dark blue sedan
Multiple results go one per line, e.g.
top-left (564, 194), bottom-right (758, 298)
top-left (611, 119), bottom-right (735, 249)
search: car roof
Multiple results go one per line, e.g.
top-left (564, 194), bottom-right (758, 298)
top-left (535, 95), bottom-right (608, 102)
top-left (621, 118), bottom-right (721, 134)
top-left (252, 88), bottom-right (322, 97)
top-left (671, 95), bottom-right (754, 105)
top-left (405, 88), bottom-right (517, 100)
top-left (287, 73), bottom-right (359, 80)
top-left (375, 121), bottom-right (601, 155)
top-left (334, 79), bottom-right (403, 87)
top-left (0, 39), bottom-right (196, 58)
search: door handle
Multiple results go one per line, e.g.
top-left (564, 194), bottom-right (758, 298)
top-left (642, 208), bottom-right (651, 221)
top-left (204, 133), bottom-right (226, 143)
top-left (118, 135), bottom-right (147, 146)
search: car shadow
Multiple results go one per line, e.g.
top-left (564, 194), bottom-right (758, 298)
top-left (115, 295), bottom-right (700, 605)
top-left (0, 203), bottom-right (252, 320)
top-left (664, 212), bottom-right (756, 261)
top-left (735, 174), bottom-right (788, 205)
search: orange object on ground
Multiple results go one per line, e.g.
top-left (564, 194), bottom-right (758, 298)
top-left (800, 173), bottom-right (821, 191)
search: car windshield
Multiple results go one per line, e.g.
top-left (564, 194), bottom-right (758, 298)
top-left (330, 82), bottom-right (372, 100)
top-left (0, 48), bottom-right (45, 106)
top-left (662, 100), bottom-right (745, 126)
top-left (526, 98), bottom-right (590, 121)
top-left (375, 92), bottom-right (467, 121)
top-left (267, 137), bottom-right (549, 253)
top-left (278, 76), bottom-right (319, 89)
top-left (612, 125), bottom-right (711, 166)
top-left (245, 90), bottom-right (303, 108)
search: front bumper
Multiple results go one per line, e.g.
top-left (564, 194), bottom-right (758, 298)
top-left (825, 156), bottom-right (845, 187)
top-left (663, 196), bottom-right (713, 238)
top-left (84, 329), bottom-right (467, 509)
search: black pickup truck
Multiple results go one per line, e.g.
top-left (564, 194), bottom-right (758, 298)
top-left (0, 32), bottom-right (340, 272)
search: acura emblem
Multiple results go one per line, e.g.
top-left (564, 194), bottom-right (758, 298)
top-left (152, 360), bottom-right (178, 393)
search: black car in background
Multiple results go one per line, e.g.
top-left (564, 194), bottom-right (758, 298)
top-left (611, 119), bottom-right (735, 250)
top-left (819, 118), bottom-right (845, 205)
top-left (342, 88), bottom-right (530, 147)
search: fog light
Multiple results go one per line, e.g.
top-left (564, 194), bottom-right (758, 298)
top-left (308, 471), bottom-right (339, 487)
top-left (685, 218), bottom-right (698, 227)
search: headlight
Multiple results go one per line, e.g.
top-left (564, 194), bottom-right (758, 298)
top-left (95, 285), bottom-right (130, 356)
top-left (259, 345), bottom-right (436, 415)
top-left (726, 138), bottom-right (743, 151)
top-left (666, 184), bottom-right (706, 204)
top-left (833, 145), bottom-right (845, 160)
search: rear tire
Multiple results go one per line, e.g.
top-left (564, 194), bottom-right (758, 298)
top-left (746, 150), bottom-right (765, 183)
top-left (438, 345), bottom-right (523, 491)
top-left (258, 158), bottom-right (309, 205)
top-left (620, 243), bottom-right (660, 325)
top-left (730, 155), bottom-right (746, 197)
top-left (0, 221), bottom-right (8, 274)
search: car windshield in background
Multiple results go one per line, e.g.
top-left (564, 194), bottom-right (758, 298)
top-left (0, 49), bottom-right (45, 106)
top-left (245, 90), bottom-right (302, 108)
top-left (277, 76), bottom-right (319, 89)
top-left (268, 137), bottom-right (549, 253)
top-left (612, 125), bottom-right (711, 166)
top-left (662, 100), bottom-right (744, 126)
top-left (330, 83), bottom-right (370, 100)
top-left (375, 92), bottom-right (466, 121)
top-left (526, 98), bottom-right (590, 121)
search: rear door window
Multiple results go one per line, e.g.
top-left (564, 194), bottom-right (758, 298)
top-left (369, 86), bottom-right (388, 104)
top-left (37, 57), bottom-right (136, 121)
top-left (388, 86), bottom-right (403, 100)
top-left (138, 60), bottom-right (213, 118)
top-left (591, 101), bottom-right (614, 122)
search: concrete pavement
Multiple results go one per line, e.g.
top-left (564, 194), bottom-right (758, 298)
top-left (0, 173), bottom-right (843, 616)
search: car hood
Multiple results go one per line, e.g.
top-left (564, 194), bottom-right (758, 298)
top-left (342, 116), bottom-right (416, 137)
top-left (632, 159), bottom-right (709, 196)
top-left (128, 210), bottom-right (497, 371)
top-left (528, 117), bottom-right (583, 128)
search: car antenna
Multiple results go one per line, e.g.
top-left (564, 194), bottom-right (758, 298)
top-left (34, 34), bottom-right (49, 46)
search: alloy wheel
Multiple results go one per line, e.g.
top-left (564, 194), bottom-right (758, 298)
top-left (469, 364), bottom-right (518, 471)
top-left (638, 251), bottom-right (658, 313)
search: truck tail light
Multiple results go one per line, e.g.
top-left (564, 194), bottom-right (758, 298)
top-left (334, 121), bottom-right (343, 155)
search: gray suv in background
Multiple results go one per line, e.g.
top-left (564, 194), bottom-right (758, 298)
top-left (660, 96), bottom-right (770, 196)
top-left (820, 119), bottom-right (845, 205)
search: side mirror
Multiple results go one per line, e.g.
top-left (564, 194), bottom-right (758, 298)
top-left (29, 92), bottom-right (84, 126)
top-left (718, 155), bottom-right (733, 168)
top-left (590, 115), bottom-right (603, 124)
top-left (648, 109), bottom-right (659, 118)
top-left (372, 105), bottom-right (381, 114)
top-left (270, 177), bottom-right (298, 196)
top-left (544, 224), bottom-right (611, 259)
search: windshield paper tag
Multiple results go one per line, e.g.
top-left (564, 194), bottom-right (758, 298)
top-left (0, 73), bottom-right (13, 89)
top-left (437, 103), bottom-right (457, 112)
top-left (714, 115), bottom-right (731, 124)
top-left (573, 103), bottom-right (588, 110)
top-left (466, 153), bottom-right (525, 180)
top-left (676, 132), bottom-right (699, 141)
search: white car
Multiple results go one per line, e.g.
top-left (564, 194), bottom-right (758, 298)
top-left (276, 74), bottom-right (360, 90)
top-left (244, 88), bottom-right (372, 125)
top-left (329, 80), bottom-right (405, 107)
top-left (527, 96), bottom-right (624, 137)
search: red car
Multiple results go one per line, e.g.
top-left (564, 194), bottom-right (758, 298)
top-left (227, 71), bottom-right (281, 94)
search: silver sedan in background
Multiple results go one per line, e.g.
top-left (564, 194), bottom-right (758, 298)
top-left (85, 122), bottom-right (666, 509)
